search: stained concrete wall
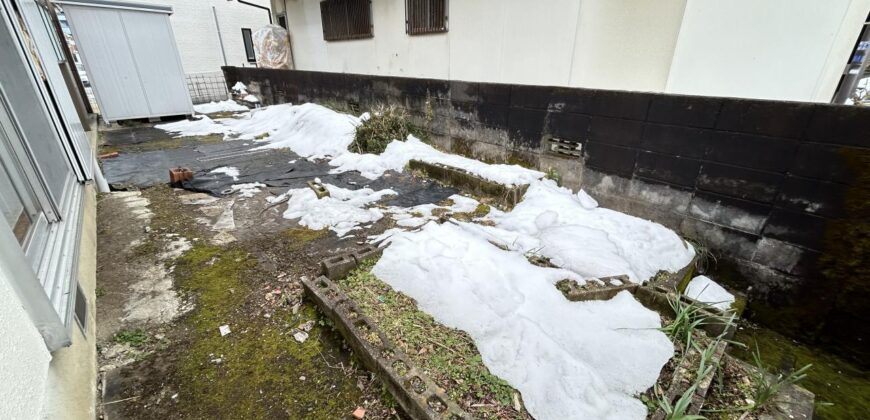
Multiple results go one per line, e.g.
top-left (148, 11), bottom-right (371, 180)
top-left (223, 67), bottom-right (870, 366)
top-left (270, 0), bottom-right (868, 101)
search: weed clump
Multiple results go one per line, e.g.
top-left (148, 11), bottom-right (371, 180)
top-left (351, 105), bottom-right (412, 154)
top-left (114, 329), bottom-right (149, 347)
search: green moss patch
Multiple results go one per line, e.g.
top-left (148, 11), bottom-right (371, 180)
top-left (338, 259), bottom-right (528, 419)
top-left (171, 244), bottom-right (366, 419)
top-left (731, 325), bottom-right (870, 419)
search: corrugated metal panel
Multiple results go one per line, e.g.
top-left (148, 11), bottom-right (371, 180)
top-left (55, 0), bottom-right (172, 14)
top-left (62, 3), bottom-right (193, 121)
top-left (121, 10), bottom-right (192, 116)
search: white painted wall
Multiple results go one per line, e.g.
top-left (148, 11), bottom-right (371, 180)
top-left (166, 0), bottom-right (271, 74)
top-left (273, 0), bottom-right (868, 101)
top-left (666, 0), bottom-right (870, 102)
top-left (0, 269), bottom-right (52, 420)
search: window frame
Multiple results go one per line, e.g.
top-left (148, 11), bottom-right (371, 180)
top-left (241, 27), bottom-right (256, 63)
top-left (319, 0), bottom-right (373, 42)
top-left (405, 0), bottom-right (448, 35)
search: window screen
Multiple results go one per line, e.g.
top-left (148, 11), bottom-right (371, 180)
top-left (406, 0), bottom-right (447, 35)
top-left (320, 0), bottom-right (373, 41)
top-left (242, 28), bottom-right (255, 63)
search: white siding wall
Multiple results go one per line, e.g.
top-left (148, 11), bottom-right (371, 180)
top-left (666, 0), bottom-right (870, 102)
top-left (273, 0), bottom-right (869, 101)
top-left (0, 269), bottom-right (52, 419)
top-left (168, 0), bottom-right (271, 74)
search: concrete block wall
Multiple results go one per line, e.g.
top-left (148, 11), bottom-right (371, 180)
top-left (222, 67), bottom-right (870, 366)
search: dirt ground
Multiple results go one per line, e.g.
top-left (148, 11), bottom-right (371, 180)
top-left (95, 183), bottom-right (404, 419)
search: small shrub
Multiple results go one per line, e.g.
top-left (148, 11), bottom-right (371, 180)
top-left (350, 105), bottom-right (412, 154)
top-left (660, 290), bottom-right (729, 355)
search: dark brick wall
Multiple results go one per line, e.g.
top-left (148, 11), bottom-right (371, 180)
top-left (223, 67), bottom-right (870, 366)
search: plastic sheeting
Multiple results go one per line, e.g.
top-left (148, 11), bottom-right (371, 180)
top-left (253, 25), bottom-right (292, 69)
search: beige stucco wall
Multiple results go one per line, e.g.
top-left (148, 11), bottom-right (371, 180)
top-left (41, 182), bottom-right (97, 420)
top-left (0, 264), bottom-right (52, 419)
top-left (665, 0), bottom-right (870, 102)
top-left (272, 0), bottom-right (868, 101)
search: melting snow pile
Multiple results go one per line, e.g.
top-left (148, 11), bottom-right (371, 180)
top-left (193, 100), bottom-right (248, 114)
top-left (273, 183), bottom-right (396, 236)
top-left (156, 103), bottom-right (542, 185)
top-left (221, 103), bottom-right (360, 159)
top-left (155, 116), bottom-right (229, 137)
top-left (473, 180), bottom-right (695, 283)
top-left (373, 221), bottom-right (674, 419)
top-left (330, 136), bottom-right (545, 185)
top-left (229, 182), bottom-right (265, 198)
top-left (209, 166), bottom-right (240, 180)
top-left (387, 194), bottom-right (483, 228)
top-left (685, 276), bottom-right (735, 311)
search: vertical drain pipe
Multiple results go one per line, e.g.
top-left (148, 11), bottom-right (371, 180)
top-left (212, 6), bottom-right (228, 66)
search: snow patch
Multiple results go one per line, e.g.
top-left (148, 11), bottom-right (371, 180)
top-left (685, 276), bottom-right (735, 311)
top-left (155, 115), bottom-right (228, 137)
top-left (372, 221), bottom-right (673, 420)
top-left (242, 94), bottom-right (260, 103)
top-left (277, 184), bottom-right (396, 236)
top-left (193, 100), bottom-right (248, 114)
top-left (329, 136), bottom-right (544, 186)
top-left (229, 182), bottom-right (266, 198)
top-left (210, 166), bottom-right (240, 180)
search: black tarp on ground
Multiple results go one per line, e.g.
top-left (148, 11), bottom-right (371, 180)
top-left (101, 138), bottom-right (456, 207)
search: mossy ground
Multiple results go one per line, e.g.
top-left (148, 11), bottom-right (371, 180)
top-left (170, 244), bottom-right (365, 419)
top-left (731, 324), bottom-right (870, 419)
top-left (107, 186), bottom-right (393, 419)
top-left (338, 258), bottom-right (530, 419)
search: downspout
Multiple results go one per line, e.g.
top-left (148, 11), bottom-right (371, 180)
top-left (212, 6), bottom-right (227, 66)
top-left (237, 0), bottom-right (272, 24)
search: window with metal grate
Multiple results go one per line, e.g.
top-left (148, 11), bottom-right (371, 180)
top-left (406, 0), bottom-right (447, 35)
top-left (320, 0), bottom-right (373, 41)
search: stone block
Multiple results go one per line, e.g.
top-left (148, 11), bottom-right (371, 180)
top-left (584, 141), bottom-right (637, 178)
top-left (588, 116), bottom-right (644, 147)
top-left (703, 131), bottom-right (799, 172)
top-left (687, 192), bottom-right (769, 234)
top-left (635, 151), bottom-right (701, 189)
top-left (641, 123), bottom-right (710, 158)
top-left (646, 94), bottom-right (722, 128)
top-left (320, 254), bottom-right (357, 280)
top-left (774, 175), bottom-right (846, 218)
top-left (697, 163), bottom-right (783, 203)
top-left (715, 99), bottom-right (813, 138)
top-left (762, 209), bottom-right (827, 251)
top-left (805, 103), bottom-right (870, 147)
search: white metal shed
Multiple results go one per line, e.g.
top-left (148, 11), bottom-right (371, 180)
top-left (57, 0), bottom-right (193, 122)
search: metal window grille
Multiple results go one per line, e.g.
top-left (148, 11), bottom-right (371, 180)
top-left (320, 0), bottom-right (373, 41)
top-left (185, 71), bottom-right (229, 104)
top-left (406, 0), bottom-right (447, 35)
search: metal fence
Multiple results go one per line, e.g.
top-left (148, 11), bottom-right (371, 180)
top-left (186, 71), bottom-right (229, 104)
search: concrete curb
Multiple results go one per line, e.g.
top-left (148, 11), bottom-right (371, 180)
top-left (302, 246), bottom-right (471, 420)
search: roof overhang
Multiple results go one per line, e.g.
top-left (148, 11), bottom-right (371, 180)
top-left (55, 0), bottom-right (172, 14)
